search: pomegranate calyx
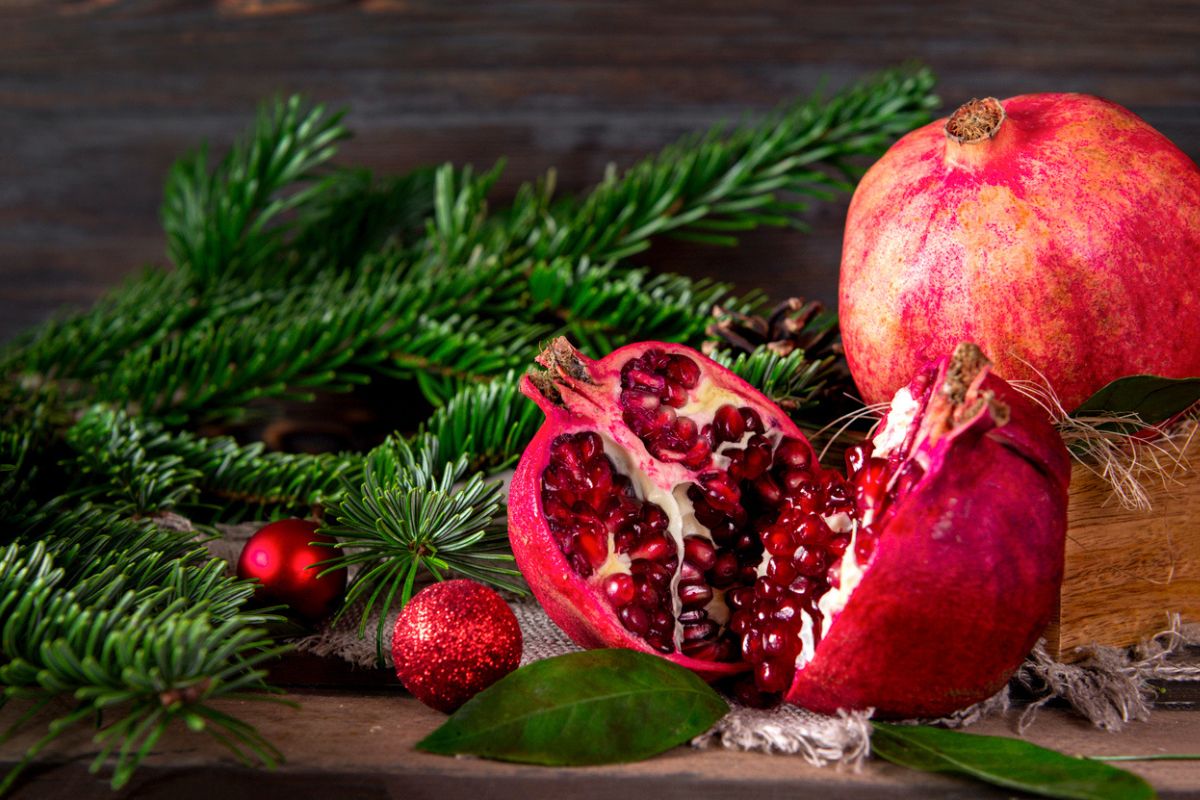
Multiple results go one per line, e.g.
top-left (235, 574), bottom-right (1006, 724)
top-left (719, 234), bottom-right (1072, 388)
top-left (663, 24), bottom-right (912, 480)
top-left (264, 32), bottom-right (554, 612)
top-left (943, 97), bottom-right (1005, 144)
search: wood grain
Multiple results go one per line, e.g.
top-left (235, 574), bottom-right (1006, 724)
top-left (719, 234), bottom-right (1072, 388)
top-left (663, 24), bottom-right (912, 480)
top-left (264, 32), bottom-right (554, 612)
top-left (1048, 431), bottom-right (1200, 660)
top-left (2, 1), bottom-right (1199, 341)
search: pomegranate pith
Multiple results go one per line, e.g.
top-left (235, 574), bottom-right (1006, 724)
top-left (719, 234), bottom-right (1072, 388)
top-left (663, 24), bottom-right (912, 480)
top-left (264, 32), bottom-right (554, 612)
top-left (508, 338), bottom-right (1070, 717)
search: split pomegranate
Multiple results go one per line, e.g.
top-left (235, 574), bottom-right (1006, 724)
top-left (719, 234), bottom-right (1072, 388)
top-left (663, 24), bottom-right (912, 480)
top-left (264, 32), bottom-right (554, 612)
top-left (508, 338), bottom-right (1070, 717)
top-left (840, 93), bottom-right (1200, 412)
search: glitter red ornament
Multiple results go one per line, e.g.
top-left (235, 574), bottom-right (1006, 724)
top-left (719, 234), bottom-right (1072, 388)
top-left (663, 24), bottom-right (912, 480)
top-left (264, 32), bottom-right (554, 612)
top-left (392, 580), bottom-right (523, 712)
top-left (236, 519), bottom-right (347, 621)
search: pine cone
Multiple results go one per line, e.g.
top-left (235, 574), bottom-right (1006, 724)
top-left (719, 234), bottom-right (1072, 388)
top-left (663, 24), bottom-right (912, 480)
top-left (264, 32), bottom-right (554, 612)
top-left (703, 297), bottom-right (839, 360)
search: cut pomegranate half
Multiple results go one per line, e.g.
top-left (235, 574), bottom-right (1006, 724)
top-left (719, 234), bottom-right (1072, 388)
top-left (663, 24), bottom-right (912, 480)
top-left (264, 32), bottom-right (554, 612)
top-left (508, 338), bottom-right (1069, 717)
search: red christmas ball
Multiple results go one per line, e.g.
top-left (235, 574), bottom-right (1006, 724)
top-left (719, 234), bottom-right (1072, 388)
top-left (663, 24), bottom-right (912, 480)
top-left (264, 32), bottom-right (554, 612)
top-left (236, 519), bottom-right (347, 621)
top-left (392, 580), bottom-right (523, 712)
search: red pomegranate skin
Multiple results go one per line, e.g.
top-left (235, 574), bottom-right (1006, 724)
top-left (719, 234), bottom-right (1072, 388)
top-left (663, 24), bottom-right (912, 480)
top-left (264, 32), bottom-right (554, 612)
top-left (786, 354), bottom-right (1071, 717)
top-left (840, 93), bottom-right (1200, 412)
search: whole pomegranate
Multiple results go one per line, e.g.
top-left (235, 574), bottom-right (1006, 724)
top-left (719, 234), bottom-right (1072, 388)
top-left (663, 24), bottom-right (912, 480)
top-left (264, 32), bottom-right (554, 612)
top-left (508, 338), bottom-right (1069, 717)
top-left (839, 94), bottom-right (1200, 412)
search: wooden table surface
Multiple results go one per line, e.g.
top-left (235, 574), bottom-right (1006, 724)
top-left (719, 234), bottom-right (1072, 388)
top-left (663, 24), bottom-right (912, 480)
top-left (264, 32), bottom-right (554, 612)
top-left (2, 0), bottom-right (1199, 341)
top-left (5, 688), bottom-right (1200, 799)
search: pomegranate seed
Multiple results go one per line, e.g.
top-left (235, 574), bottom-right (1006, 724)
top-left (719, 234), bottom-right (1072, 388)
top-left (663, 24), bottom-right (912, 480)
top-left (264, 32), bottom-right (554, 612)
top-left (713, 404), bottom-right (745, 443)
top-left (740, 407), bottom-right (765, 433)
top-left (578, 432), bottom-right (604, 461)
top-left (855, 530), bottom-right (878, 561)
top-left (773, 595), bottom-right (802, 620)
top-left (632, 534), bottom-right (671, 562)
top-left (763, 526), bottom-right (795, 556)
top-left (650, 609), bottom-right (674, 632)
top-left (795, 546), bottom-right (827, 576)
top-left (619, 604), bottom-right (650, 635)
top-left (678, 607), bottom-right (708, 623)
top-left (788, 576), bottom-right (814, 597)
top-left (753, 473), bottom-right (783, 506)
top-left (724, 448), bottom-right (747, 481)
top-left (701, 472), bottom-right (740, 512)
top-left (762, 624), bottom-right (789, 656)
top-left (603, 573), bottom-right (636, 606)
top-left (635, 582), bottom-right (659, 609)
top-left (683, 621), bottom-right (718, 641)
top-left (727, 586), bottom-right (755, 609)
top-left (730, 614), bottom-right (751, 635)
top-left (708, 551), bottom-right (740, 586)
top-left (670, 417), bottom-right (697, 443)
top-left (742, 440), bottom-right (772, 480)
top-left (731, 676), bottom-right (781, 709)
top-left (640, 505), bottom-right (669, 534)
top-left (683, 536), bottom-right (717, 571)
top-left (767, 556), bottom-right (798, 586)
top-left (577, 530), bottom-right (609, 569)
top-left (827, 534), bottom-right (851, 557)
top-left (543, 496), bottom-right (571, 521)
top-left (678, 560), bottom-right (704, 583)
top-left (754, 578), bottom-right (782, 600)
top-left (708, 520), bottom-right (738, 546)
top-left (665, 355), bottom-right (701, 389)
top-left (624, 368), bottom-right (665, 393)
top-left (756, 659), bottom-right (791, 693)
top-left (679, 582), bottom-right (714, 607)
top-left (774, 437), bottom-right (811, 470)
top-left (796, 514), bottom-right (832, 545)
top-left (844, 441), bottom-right (873, 477)
top-left (679, 438), bottom-right (713, 469)
top-left (742, 631), bottom-right (763, 661)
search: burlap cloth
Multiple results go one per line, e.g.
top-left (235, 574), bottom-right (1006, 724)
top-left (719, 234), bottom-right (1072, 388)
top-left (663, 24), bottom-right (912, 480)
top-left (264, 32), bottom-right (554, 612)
top-left (209, 523), bottom-right (1200, 768)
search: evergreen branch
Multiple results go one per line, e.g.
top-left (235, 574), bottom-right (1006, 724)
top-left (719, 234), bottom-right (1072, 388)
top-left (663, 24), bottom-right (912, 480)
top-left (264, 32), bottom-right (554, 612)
top-left (320, 436), bottom-right (523, 661)
top-left (530, 65), bottom-right (937, 263)
top-left (417, 371), bottom-right (542, 474)
top-left (162, 95), bottom-right (349, 285)
top-left (711, 345), bottom-right (840, 414)
top-left (528, 258), bottom-right (765, 354)
top-left (63, 406), bottom-right (357, 520)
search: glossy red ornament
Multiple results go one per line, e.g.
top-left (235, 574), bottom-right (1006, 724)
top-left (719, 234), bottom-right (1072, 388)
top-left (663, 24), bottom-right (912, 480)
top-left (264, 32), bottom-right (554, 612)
top-left (236, 519), bottom-right (347, 621)
top-left (392, 580), bottom-right (523, 712)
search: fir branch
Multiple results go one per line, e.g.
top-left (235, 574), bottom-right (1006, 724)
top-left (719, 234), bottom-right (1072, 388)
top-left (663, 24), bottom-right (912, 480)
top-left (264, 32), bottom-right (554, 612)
top-left (529, 65), bottom-right (937, 263)
top-left (710, 345), bottom-right (839, 414)
top-left (162, 95), bottom-right (349, 285)
top-left (417, 371), bottom-right (542, 474)
top-left (0, 541), bottom-right (285, 791)
top-left (528, 258), bottom-right (764, 355)
top-left (320, 436), bottom-right (523, 661)
top-left (63, 406), bottom-right (357, 520)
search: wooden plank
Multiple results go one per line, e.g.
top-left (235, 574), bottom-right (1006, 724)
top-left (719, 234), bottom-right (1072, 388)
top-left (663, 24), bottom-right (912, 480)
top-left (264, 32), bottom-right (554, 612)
top-left (1047, 433), bottom-right (1200, 660)
top-left (2, 1), bottom-right (1200, 341)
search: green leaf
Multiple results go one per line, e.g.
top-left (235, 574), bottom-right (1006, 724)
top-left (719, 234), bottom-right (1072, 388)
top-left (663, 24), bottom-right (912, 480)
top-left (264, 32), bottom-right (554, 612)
top-left (871, 723), bottom-right (1157, 800)
top-left (1072, 375), bottom-right (1200, 423)
top-left (416, 649), bottom-right (728, 765)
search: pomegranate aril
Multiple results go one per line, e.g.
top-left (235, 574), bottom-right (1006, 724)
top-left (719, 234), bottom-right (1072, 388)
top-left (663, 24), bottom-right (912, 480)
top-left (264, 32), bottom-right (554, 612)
top-left (700, 472), bottom-right (741, 512)
top-left (679, 560), bottom-right (704, 583)
top-left (741, 407), bottom-right (765, 434)
top-left (753, 473), bottom-right (783, 506)
top-left (795, 546), bottom-right (827, 576)
top-left (774, 437), bottom-right (812, 470)
top-left (731, 676), bottom-right (781, 709)
top-left (679, 582), bottom-right (714, 608)
top-left (624, 368), bottom-right (666, 393)
top-left (665, 354), bottom-right (701, 389)
top-left (631, 534), bottom-right (671, 561)
top-left (742, 440), bottom-right (772, 480)
top-left (763, 526), bottom-right (795, 556)
top-left (662, 381), bottom-right (688, 408)
top-left (708, 551), bottom-right (740, 587)
top-left (576, 530), bottom-right (609, 569)
top-left (713, 404), bottom-right (746, 443)
top-left (678, 607), bottom-right (709, 624)
top-left (856, 528), bottom-right (879, 561)
top-left (727, 586), bottom-right (755, 609)
top-left (767, 556), bottom-right (798, 586)
top-left (796, 514), bottom-right (832, 545)
top-left (683, 621), bottom-right (719, 642)
top-left (679, 439), bottom-right (713, 469)
top-left (762, 624), bottom-right (790, 657)
top-left (683, 640), bottom-right (725, 660)
top-left (844, 441), bottom-right (873, 477)
top-left (603, 573), bottom-right (636, 606)
top-left (683, 536), bottom-right (717, 571)
top-left (773, 594), bottom-right (803, 620)
top-left (756, 659), bottom-right (791, 693)
top-left (635, 582), bottom-right (660, 610)
top-left (619, 604), bottom-right (650, 635)
top-left (543, 496), bottom-right (572, 521)
top-left (651, 609), bottom-right (674, 633)
top-left (640, 505), bottom-right (669, 535)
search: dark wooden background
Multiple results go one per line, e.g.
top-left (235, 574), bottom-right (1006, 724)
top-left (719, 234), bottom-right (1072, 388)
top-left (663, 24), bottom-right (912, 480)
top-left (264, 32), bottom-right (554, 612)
top-left (2, 0), bottom-right (1199, 343)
